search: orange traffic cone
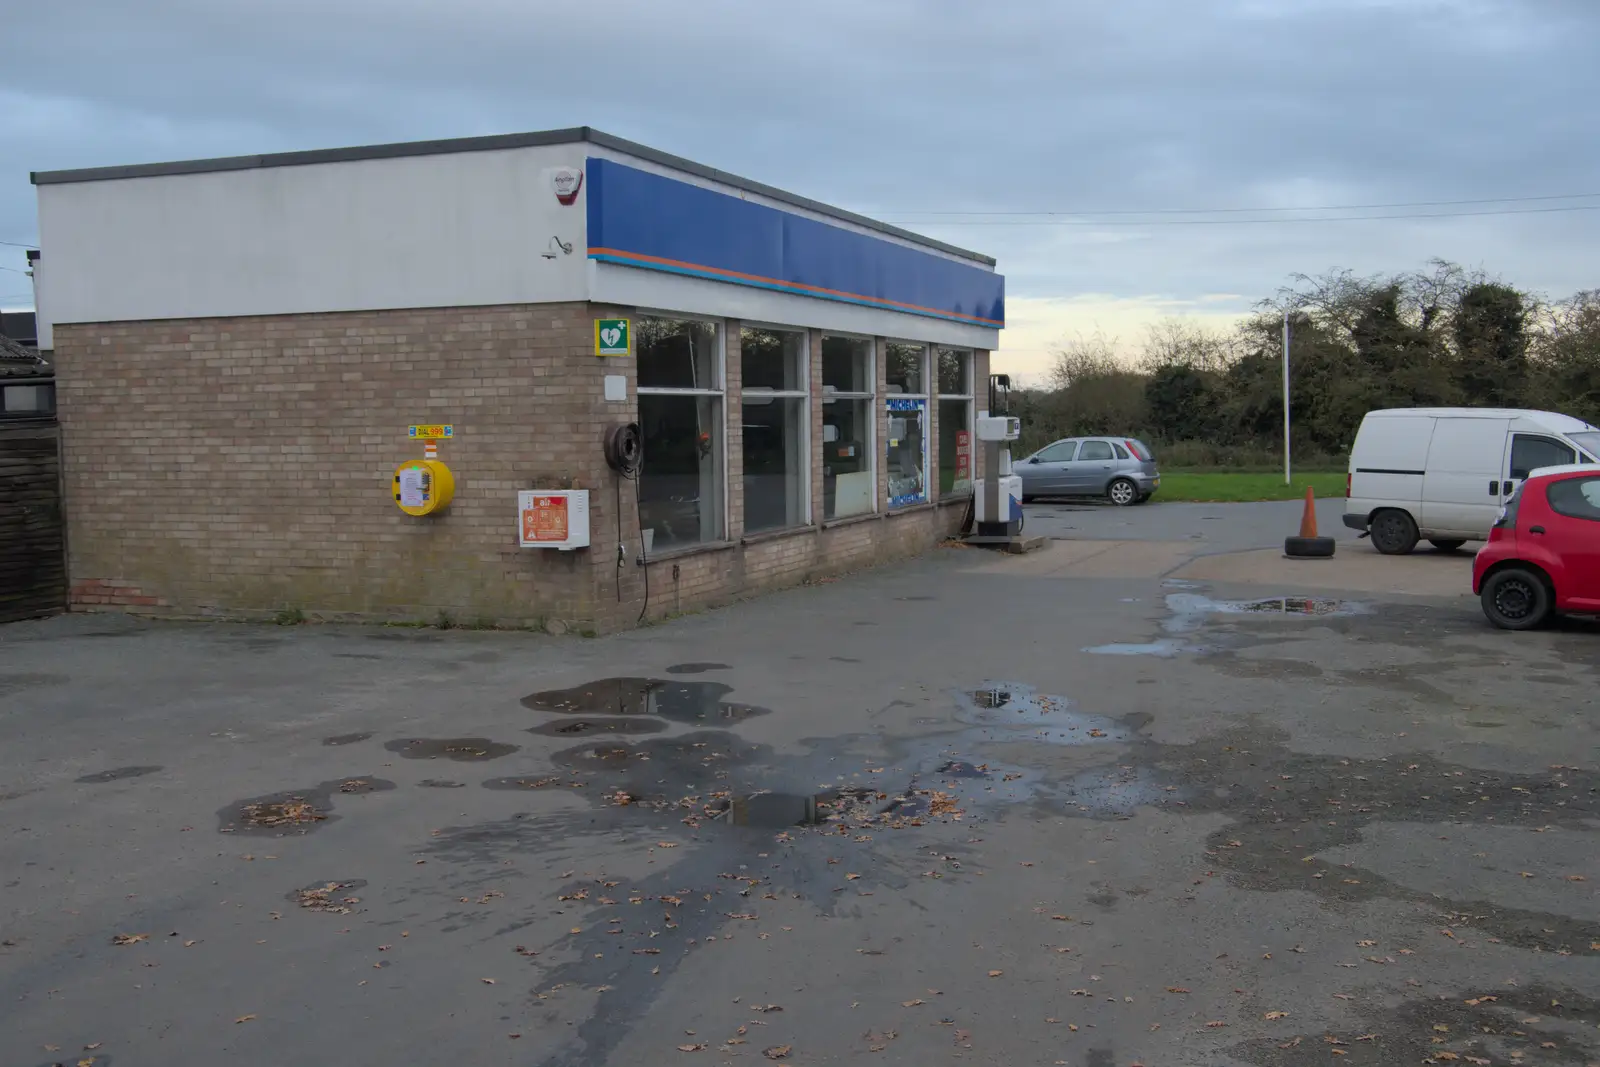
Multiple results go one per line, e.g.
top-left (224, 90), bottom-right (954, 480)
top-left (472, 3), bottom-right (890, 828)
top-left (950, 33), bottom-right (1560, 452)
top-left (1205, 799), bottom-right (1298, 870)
top-left (1298, 487), bottom-right (1319, 538)
top-left (1285, 486), bottom-right (1335, 558)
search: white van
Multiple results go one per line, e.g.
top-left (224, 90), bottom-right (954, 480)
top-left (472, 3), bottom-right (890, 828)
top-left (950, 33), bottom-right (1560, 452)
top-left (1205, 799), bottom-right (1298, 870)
top-left (1343, 407), bottom-right (1600, 554)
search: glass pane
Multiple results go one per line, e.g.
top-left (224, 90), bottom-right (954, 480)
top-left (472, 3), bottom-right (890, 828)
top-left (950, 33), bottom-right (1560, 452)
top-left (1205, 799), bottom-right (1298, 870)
top-left (1510, 435), bottom-right (1575, 478)
top-left (884, 342), bottom-right (924, 395)
top-left (1547, 477), bottom-right (1600, 521)
top-left (639, 393), bottom-right (725, 550)
top-left (886, 398), bottom-right (927, 507)
top-left (823, 396), bottom-right (873, 519)
top-left (1034, 440), bottom-right (1078, 463)
top-left (742, 395), bottom-right (807, 532)
top-left (936, 347), bottom-right (970, 395)
top-left (822, 336), bottom-right (872, 394)
top-left (2, 384), bottom-right (53, 415)
top-left (938, 398), bottom-right (972, 497)
top-left (638, 317), bottom-right (719, 390)
top-left (741, 327), bottom-right (806, 392)
top-left (1079, 440), bottom-right (1114, 461)
top-left (1568, 431), bottom-right (1600, 459)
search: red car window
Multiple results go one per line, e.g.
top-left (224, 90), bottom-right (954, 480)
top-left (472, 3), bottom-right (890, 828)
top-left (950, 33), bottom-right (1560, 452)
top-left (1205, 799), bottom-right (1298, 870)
top-left (1547, 476), bottom-right (1600, 521)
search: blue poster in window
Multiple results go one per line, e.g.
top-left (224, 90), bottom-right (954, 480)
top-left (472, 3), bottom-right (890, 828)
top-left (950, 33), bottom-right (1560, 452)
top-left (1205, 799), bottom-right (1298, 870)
top-left (886, 397), bottom-right (928, 508)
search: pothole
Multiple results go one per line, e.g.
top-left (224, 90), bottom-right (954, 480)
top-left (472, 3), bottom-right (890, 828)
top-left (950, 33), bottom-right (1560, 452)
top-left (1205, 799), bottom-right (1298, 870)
top-left (383, 738), bottom-right (520, 761)
top-left (217, 778), bottom-right (396, 835)
top-left (953, 681), bottom-right (1134, 743)
top-left (528, 718), bottom-right (668, 737)
top-left (75, 765), bottom-right (162, 783)
top-left (521, 677), bottom-right (770, 725)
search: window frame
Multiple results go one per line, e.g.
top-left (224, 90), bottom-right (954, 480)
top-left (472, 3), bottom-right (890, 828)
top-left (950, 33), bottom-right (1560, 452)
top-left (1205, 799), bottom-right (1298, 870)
top-left (884, 340), bottom-right (930, 510)
top-left (634, 312), bottom-right (730, 546)
top-left (935, 347), bottom-right (975, 499)
top-left (739, 322), bottom-right (812, 530)
top-left (820, 333), bottom-right (878, 520)
top-left (1509, 433), bottom-right (1577, 480)
top-left (0, 378), bottom-right (56, 420)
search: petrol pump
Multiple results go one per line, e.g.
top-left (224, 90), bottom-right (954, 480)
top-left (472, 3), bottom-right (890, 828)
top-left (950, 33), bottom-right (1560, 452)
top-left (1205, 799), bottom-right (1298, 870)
top-left (969, 373), bottom-right (1024, 542)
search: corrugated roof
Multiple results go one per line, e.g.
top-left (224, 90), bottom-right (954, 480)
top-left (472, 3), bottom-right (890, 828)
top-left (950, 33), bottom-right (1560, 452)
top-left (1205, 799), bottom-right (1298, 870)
top-left (0, 334), bottom-right (50, 377)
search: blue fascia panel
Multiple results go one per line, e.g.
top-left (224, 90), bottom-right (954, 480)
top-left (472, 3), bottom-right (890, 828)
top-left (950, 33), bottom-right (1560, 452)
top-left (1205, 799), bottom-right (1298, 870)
top-left (587, 157), bottom-right (1004, 329)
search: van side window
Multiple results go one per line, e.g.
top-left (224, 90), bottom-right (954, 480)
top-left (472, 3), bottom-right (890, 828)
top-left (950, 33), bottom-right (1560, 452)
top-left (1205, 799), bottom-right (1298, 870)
top-left (1547, 477), bottom-right (1600, 522)
top-left (1509, 435), bottom-right (1575, 479)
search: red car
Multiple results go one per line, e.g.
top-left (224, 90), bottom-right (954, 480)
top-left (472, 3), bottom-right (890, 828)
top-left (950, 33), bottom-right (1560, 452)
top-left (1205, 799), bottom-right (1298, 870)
top-left (1473, 464), bottom-right (1600, 629)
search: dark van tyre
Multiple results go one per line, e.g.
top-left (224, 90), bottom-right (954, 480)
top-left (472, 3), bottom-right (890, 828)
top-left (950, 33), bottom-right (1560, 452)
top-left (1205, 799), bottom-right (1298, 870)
top-left (1480, 567), bottom-right (1552, 630)
top-left (1429, 539), bottom-right (1466, 552)
top-left (1369, 509), bottom-right (1419, 555)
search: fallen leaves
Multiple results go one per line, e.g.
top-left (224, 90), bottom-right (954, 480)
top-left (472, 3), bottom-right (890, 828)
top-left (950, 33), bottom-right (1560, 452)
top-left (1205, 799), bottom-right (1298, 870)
top-left (987, 970), bottom-right (1003, 978)
top-left (901, 999), bottom-right (925, 1007)
top-left (677, 1043), bottom-right (707, 1052)
top-left (1264, 1011), bottom-right (1289, 1020)
top-left (763, 1045), bottom-right (792, 1060)
top-left (110, 934), bottom-right (149, 946)
top-left (1165, 987), bottom-right (1191, 994)
top-left (234, 1014), bottom-right (257, 1024)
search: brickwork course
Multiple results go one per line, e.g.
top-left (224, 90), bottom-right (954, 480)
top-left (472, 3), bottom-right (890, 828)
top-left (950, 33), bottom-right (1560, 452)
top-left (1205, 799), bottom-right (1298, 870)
top-left (56, 304), bottom-right (987, 632)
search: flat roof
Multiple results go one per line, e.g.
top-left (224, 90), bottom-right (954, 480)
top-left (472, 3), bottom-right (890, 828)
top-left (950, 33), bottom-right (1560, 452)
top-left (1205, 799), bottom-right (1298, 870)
top-left (30, 126), bottom-right (995, 267)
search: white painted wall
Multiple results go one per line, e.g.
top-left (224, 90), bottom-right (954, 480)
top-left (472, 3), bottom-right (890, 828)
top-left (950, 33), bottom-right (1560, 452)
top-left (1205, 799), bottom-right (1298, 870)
top-left (590, 261), bottom-right (999, 350)
top-left (36, 142), bottom-right (591, 328)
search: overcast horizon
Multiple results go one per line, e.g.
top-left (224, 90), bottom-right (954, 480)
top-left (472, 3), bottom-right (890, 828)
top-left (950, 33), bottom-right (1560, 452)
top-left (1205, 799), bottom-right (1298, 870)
top-left (4, 0), bottom-right (1597, 381)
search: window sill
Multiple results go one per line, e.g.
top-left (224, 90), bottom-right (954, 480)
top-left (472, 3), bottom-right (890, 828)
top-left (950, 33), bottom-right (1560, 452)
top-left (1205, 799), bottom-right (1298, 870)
top-left (642, 539), bottom-right (736, 563)
top-left (740, 524), bottom-right (818, 546)
top-left (886, 502), bottom-right (937, 518)
top-left (820, 511), bottom-right (881, 531)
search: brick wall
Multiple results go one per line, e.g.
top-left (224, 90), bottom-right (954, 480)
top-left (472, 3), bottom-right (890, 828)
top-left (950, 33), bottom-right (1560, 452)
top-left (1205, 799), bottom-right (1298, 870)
top-left (56, 305), bottom-right (983, 632)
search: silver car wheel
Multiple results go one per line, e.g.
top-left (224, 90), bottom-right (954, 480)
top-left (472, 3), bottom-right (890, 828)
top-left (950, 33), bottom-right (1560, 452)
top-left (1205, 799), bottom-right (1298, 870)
top-left (1108, 478), bottom-right (1137, 506)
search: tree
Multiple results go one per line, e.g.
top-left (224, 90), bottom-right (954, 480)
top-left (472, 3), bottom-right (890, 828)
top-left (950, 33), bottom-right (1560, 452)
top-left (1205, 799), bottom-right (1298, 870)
top-left (1454, 283), bottom-right (1530, 407)
top-left (1144, 364), bottom-right (1216, 441)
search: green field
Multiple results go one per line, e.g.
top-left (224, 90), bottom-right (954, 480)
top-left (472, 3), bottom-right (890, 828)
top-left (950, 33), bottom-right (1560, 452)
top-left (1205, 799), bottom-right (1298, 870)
top-left (1156, 470), bottom-right (1346, 503)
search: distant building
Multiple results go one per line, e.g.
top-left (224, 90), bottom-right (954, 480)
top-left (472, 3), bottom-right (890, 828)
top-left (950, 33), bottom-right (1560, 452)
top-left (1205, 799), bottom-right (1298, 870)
top-left (0, 310), bottom-right (36, 349)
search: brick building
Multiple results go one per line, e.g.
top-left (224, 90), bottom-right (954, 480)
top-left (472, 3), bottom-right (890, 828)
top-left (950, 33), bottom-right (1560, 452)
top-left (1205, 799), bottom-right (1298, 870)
top-left (29, 127), bottom-right (1004, 631)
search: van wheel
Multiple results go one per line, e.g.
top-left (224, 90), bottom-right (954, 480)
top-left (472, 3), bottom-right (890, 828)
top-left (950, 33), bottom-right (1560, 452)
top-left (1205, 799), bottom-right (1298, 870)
top-left (1107, 478), bottom-right (1138, 506)
top-left (1369, 510), bottom-right (1419, 555)
top-left (1429, 539), bottom-right (1466, 552)
top-left (1481, 567), bottom-right (1551, 630)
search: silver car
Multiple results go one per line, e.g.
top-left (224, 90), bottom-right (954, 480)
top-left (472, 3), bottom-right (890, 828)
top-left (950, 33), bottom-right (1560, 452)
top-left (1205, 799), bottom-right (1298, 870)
top-left (1015, 436), bottom-right (1160, 506)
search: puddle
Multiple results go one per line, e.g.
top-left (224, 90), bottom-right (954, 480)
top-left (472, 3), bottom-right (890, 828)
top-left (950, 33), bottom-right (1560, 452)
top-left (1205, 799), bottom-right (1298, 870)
top-left (217, 778), bottom-right (395, 835)
top-left (953, 681), bottom-right (1135, 744)
top-left (665, 662), bottom-right (730, 675)
top-left (527, 718), bottom-right (668, 738)
top-left (1084, 640), bottom-right (1185, 657)
top-left (894, 595), bottom-right (937, 602)
top-left (383, 738), bottom-right (519, 761)
top-left (718, 792), bottom-right (821, 827)
top-left (322, 732), bottom-right (373, 746)
top-left (482, 774), bottom-right (586, 791)
top-left (417, 779), bottom-right (466, 788)
top-left (1236, 596), bottom-right (1352, 615)
top-left (935, 760), bottom-right (991, 779)
top-left (75, 765), bottom-right (162, 783)
top-left (288, 878), bottom-right (367, 914)
top-left (521, 678), bottom-right (770, 725)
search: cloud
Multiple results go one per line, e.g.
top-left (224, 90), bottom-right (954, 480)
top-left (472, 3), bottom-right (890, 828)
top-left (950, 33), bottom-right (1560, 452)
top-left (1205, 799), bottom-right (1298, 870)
top-left (3, 0), bottom-right (1597, 321)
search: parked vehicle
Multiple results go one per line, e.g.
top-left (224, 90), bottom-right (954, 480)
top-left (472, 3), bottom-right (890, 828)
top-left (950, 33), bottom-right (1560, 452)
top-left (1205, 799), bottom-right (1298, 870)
top-left (1472, 465), bottom-right (1600, 629)
top-left (1014, 436), bottom-right (1160, 506)
top-left (1343, 408), bottom-right (1600, 554)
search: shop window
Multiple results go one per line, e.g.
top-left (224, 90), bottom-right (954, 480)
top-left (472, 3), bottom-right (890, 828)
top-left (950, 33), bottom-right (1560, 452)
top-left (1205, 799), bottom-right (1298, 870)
top-left (936, 348), bottom-right (973, 498)
top-left (740, 326), bottom-right (809, 533)
top-left (885, 341), bottom-right (925, 395)
top-left (822, 336), bottom-right (875, 520)
top-left (885, 342), bottom-right (928, 507)
top-left (637, 316), bottom-right (725, 552)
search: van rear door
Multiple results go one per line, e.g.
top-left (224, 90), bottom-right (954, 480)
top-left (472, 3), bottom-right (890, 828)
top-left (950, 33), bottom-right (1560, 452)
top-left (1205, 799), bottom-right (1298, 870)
top-left (1420, 417), bottom-right (1511, 536)
top-left (1350, 414), bottom-right (1431, 507)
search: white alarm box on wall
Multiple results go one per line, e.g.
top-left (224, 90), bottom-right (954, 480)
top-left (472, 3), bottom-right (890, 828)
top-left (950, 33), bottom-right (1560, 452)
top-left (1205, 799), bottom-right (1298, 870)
top-left (518, 490), bottom-right (591, 550)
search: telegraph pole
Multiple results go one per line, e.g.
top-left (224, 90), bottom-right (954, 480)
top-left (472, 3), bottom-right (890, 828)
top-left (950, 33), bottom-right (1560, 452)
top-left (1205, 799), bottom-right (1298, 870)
top-left (1282, 308), bottom-right (1292, 486)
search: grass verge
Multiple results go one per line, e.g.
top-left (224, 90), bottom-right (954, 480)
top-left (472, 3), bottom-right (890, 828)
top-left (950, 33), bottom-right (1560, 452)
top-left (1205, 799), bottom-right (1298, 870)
top-left (1156, 470), bottom-right (1346, 503)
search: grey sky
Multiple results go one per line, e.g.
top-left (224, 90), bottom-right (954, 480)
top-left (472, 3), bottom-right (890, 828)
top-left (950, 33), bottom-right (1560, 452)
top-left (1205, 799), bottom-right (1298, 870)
top-left (4, 0), bottom-right (1597, 375)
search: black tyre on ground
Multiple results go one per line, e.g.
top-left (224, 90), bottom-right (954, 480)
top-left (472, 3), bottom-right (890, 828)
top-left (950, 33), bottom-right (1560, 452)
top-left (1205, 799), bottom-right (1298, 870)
top-left (1428, 539), bottom-right (1466, 552)
top-left (1369, 509), bottom-right (1419, 555)
top-left (1135, 494), bottom-right (1153, 505)
top-left (1284, 535), bottom-right (1336, 558)
top-left (1480, 567), bottom-right (1552, 630)
top-left (1107, 478), bottom-right (1138, 507)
